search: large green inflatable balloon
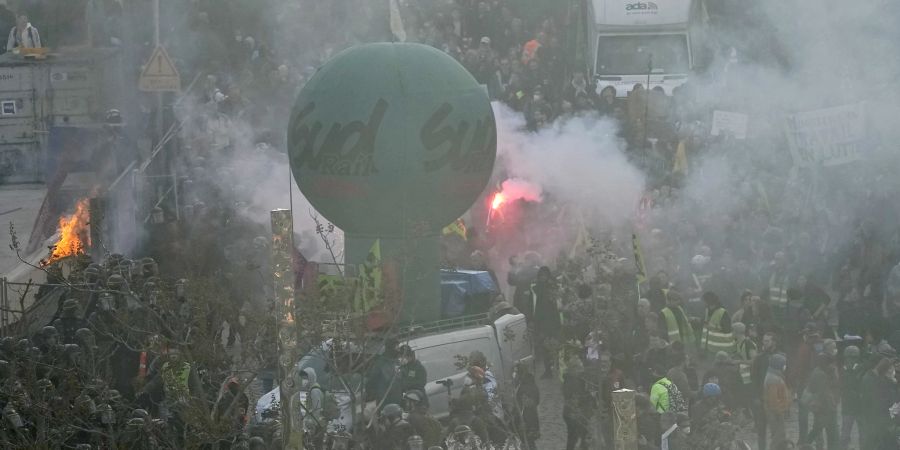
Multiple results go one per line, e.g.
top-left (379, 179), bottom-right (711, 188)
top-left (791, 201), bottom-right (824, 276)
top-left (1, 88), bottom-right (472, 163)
top-left (288, 43), bottom-right (496, 237)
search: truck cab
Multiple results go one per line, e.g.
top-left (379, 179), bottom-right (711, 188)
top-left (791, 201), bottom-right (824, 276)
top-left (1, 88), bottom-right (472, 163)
top-left (252, 312), bottom-right (531, 431)
top-left (588, 0), bottom-right (707, 96)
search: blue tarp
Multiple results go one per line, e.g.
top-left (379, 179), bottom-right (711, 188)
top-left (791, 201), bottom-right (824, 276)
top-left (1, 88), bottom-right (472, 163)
top-left (440, 270), bottom-right (499, 318)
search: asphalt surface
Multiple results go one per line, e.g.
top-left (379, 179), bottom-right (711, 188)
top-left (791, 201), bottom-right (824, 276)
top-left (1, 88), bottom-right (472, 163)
top-left (529, 372), bottom-right (856, 450)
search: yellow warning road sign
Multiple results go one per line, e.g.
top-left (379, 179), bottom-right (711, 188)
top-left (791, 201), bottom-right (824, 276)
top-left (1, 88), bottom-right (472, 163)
top-left (139, 46), bottom-right (180, 92)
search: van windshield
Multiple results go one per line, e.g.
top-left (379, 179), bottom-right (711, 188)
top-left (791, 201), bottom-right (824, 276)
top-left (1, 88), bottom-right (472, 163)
top-left (595, 34), bottom-right (690, 75)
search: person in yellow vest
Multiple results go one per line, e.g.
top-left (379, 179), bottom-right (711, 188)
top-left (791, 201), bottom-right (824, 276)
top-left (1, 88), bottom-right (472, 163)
top-left (659, 290), bottom-right (695, 350)
top-left (764, 251), bottom-right (791, 320)
top-left (701, 292), bottom-right (734, 357)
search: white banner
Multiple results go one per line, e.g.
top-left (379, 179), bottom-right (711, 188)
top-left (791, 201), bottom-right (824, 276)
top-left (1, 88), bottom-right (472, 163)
top-left (785, 103), bottom-right (866, 167)
top-left (710, 110), bottom-right (748, 140)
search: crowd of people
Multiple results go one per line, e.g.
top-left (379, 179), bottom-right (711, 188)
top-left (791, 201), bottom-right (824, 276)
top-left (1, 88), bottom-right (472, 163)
top-left (0, 253), bottom-right (268, 448)
top-left (1, 0), bottom-right (900, 449)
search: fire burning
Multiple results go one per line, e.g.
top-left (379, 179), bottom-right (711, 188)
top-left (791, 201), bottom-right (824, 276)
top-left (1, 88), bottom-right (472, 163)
top-left (41, 198), bottom-right (90, 267)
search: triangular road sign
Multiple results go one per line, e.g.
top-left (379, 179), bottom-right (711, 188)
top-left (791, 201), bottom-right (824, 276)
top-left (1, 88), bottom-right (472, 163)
top-left (139, 46), bottom-right (180, 92)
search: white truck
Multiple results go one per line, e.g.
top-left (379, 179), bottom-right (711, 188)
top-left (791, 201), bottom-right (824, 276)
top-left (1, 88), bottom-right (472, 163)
top-left (588, 0), bottom-right (708, 96)
top-left (253, 312), bottom-right (531, 432)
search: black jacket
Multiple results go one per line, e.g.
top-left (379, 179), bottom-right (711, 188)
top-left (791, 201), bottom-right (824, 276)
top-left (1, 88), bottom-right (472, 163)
top-left (400, 359), bottom-right (427, 394)
top-left (532, 283), bottom-right (561, 337)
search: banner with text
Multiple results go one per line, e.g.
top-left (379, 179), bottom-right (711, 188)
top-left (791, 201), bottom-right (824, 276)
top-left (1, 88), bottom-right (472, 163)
top-left (711, 110), bottom-right (748, 140)
top-left (785, 103), bottom-right (866, 167)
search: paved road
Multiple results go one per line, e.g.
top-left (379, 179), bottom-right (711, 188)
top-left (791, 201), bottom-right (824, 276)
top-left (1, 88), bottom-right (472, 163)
top-left (530, 373), bottom-right (859, 450)
top-left (534, 373), bottom-right (568, 449)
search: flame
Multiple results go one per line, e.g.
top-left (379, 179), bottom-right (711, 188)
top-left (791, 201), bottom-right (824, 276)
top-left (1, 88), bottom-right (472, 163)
top-left (42, 198), bottom-right (90, 266)
top-left (491, 192), bottom-right (506, 210)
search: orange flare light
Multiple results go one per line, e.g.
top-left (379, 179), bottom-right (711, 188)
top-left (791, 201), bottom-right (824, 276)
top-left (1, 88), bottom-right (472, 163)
top-left (42, 198), bottom-right (90, 266)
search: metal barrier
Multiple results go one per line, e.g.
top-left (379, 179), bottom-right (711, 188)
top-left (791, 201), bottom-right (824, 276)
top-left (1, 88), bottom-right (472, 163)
top-left (0, 278), bottom-right (66, 337)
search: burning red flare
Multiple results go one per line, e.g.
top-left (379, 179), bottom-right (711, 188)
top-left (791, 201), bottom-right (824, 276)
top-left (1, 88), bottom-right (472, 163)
top-left (491, 192), bottom-right (506, 210)
top-left (42, 199), bottom-right (90, 266)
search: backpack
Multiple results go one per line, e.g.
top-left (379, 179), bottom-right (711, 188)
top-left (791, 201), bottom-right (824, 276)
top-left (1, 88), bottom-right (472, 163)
top-left (664, 381), bottom-right (688, 413)
top-left (309, 385), bottom-right (341, 420)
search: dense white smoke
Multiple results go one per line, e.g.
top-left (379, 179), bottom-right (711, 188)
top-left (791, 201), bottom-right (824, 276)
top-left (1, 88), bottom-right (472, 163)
top-left (499, 178), bottom-right (543, 204)
top-left (627, 0), bottom-right (900, 291)
top-left (176, 0), bottom-right (900, 281)
top-left (486, 103), bottom-right (646, 273)
top-left (494, 103), bottom-right (645, 226)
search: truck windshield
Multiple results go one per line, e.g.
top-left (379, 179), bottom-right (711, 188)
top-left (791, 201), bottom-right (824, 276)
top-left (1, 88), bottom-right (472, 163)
top-left (595, 34), bottom-right (689, 76)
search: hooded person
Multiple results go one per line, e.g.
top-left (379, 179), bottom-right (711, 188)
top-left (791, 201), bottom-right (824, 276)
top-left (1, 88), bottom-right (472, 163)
top-left (764, 353), bottom-right (790, 449)
top-left (300, 367), bottom-right (324, 423)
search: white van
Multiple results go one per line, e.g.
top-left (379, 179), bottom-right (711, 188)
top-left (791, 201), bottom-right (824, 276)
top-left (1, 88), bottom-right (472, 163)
top-left (414, 313), bottom-right (531, 419)
top-left (253, 312), bottom-right (531, 428)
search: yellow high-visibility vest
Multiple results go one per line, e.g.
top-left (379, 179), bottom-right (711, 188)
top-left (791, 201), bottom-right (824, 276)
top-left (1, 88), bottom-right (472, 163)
top-left (702, 307), bottom-right (735, 355)
top-left (662, 306), bottom-right (694, 345)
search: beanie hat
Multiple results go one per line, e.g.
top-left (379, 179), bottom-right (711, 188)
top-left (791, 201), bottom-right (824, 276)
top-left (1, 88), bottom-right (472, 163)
top-left (769, 353), bottom-right (787, 371)
top-left (702, 383), bottom-right (721, 397)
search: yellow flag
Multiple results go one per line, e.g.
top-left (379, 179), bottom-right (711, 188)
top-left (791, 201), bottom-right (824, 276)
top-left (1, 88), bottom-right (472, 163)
top-left (318, 275), bottom-right (346, 301)
top-left (354, 240), bottom-right (383, 313)
top-left (632, 233), bottom-right (647, 283)
top-left (442, 218), bottom-right (467, 240)
top-left (673, 139), bottom-right (689, 175)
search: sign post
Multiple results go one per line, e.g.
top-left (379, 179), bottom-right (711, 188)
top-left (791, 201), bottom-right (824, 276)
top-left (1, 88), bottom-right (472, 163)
top-left (139, 0), bottom-right (180, 176)
top-left (138, 46), bottom-right (180, 92)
